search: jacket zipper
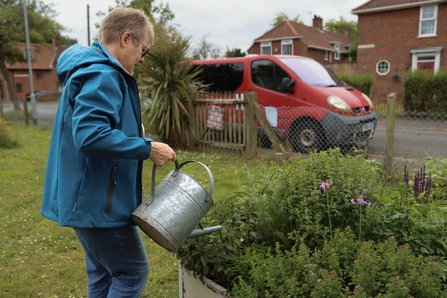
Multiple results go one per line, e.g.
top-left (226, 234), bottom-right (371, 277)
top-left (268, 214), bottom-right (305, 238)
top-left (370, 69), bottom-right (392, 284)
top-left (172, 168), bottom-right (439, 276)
top-left (105, 165), bottom-right (118, 214)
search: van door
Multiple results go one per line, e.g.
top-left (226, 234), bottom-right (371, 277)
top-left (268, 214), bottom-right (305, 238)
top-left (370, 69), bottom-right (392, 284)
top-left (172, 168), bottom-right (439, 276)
top-left (249, 59), bottom-right (296, 108)
top-left (249, 59), bottom-right (297, 146)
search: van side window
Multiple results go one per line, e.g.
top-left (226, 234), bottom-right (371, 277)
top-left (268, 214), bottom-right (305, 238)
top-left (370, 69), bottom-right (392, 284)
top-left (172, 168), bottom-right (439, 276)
top-left (200, 63), bottom-right (244, 92)
top-left (251, 60), bottom-right (290, 92)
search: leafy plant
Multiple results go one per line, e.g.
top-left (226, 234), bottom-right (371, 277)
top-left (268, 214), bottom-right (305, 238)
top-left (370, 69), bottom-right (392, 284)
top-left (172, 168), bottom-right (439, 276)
top-left (139, 35), bottom-right (204, 149)
top-left (0, 118), bottom-right (19, 148)
top-left (231, 229), bottom-right (446, 297)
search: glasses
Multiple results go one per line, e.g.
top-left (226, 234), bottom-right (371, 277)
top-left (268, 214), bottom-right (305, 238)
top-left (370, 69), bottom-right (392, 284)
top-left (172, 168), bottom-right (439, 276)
top-left (131, 35), bottom-right (149, 58)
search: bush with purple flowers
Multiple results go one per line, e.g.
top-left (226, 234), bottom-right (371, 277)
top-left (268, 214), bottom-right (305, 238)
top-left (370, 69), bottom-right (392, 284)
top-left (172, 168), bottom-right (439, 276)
top-left (178, 148), bottom-right (447, 296)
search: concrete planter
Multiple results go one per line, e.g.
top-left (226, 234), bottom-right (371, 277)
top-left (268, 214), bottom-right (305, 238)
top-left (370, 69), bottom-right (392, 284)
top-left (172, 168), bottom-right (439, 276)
top-left (179, 267), bottom-right (230, 297)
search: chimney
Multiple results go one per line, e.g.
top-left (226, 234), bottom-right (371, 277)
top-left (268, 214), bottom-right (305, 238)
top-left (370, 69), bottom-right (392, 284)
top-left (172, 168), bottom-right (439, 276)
top-left (313, 15), bottom-right (323, 30)
top-left (342, 25), bottom-right (351, 39)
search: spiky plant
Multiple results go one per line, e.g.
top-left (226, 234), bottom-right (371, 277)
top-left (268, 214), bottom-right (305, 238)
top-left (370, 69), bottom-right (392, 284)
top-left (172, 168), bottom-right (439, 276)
top-left (139, 35), bottom-right (203, 149)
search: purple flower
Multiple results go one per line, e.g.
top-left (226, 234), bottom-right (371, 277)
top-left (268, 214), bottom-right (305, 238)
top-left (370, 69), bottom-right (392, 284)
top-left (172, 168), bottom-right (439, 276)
top-left (319, 180), bottom-right (333, 190)
top-left (350, 193), bottom-right (371, 207)
top-left (363, 188), bottom-right (368, 194)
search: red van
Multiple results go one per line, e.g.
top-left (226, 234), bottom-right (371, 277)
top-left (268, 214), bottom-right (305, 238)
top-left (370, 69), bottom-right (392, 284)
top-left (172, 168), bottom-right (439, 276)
top-left (193, 55), bottom-right (377, 153)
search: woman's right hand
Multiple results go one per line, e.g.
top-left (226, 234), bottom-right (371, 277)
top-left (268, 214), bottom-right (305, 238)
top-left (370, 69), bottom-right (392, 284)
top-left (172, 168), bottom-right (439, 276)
top-left (148, 142), bottom-right (176, 166)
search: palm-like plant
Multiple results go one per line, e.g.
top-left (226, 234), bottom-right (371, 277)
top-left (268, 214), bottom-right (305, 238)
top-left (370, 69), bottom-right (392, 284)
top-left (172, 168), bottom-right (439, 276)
top-left (139, 35), bottom-right (203, 149)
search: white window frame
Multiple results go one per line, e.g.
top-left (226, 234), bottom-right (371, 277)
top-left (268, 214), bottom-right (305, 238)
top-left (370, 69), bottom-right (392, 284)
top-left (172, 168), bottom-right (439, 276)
top-left (334, 44), bottom-right (340, 60)
top-left (281, 40), bottom-right (293, 55)
top-left (261, 42), bottom-right (271, 55)
top-left (376, 60), bottom-right (390, 76)
top-left (324, 51), bottom-right (328, 61)
top-left (419, 5), bottom-right (437, 37)
top-left (411, 47), bottom-right (442, 73)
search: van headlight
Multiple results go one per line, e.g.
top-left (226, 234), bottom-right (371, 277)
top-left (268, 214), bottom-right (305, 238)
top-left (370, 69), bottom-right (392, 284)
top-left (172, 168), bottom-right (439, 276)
top-left (327, 96), bottom-right (352, 112)
top-left (362, 93), bottom-right (373, 108)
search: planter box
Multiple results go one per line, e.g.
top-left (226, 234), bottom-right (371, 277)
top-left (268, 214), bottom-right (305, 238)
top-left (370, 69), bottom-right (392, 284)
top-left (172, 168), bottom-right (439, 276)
top-left (179, 267), bottom-right (230, 297)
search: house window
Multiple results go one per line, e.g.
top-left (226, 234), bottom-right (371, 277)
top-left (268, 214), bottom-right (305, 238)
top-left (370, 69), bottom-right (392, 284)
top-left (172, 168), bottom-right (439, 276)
top-left (324, 51), bottom-right (328, 61)
top-left (281, 40), bottom-right (293, 55)
top-left (36, 70), bottom-right (43, 79)
top-left (261, 42), bottom-right (271, 55)
top-left (334, 44), bottom-right (340, 60)
top-left (419, 5), bottom-right (437, 36)
top-left (16, 83), bottom-right (23, 93)
top-left (376, 60), bottom-right (390, 76)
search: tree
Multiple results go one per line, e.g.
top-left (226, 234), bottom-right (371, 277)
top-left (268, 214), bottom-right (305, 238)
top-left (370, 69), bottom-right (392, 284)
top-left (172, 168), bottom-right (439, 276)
top-left (270, 12), bottom-right (303, 27)
top-left (0, 0), bottom-right (64, 110)
top-left (225, 47), bottom-right (246, 58)
top-left (324, 16), bottom-right (358, 61)
top-left (191, 34), bottom-right (221, 60)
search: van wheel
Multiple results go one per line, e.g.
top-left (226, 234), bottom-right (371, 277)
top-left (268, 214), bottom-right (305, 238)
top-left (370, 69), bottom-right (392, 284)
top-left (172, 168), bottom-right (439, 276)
top-left (290, 120), bottom-right (323, 153)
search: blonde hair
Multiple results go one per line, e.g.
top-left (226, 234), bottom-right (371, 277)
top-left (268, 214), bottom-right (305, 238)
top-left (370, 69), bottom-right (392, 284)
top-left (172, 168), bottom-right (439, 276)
top-left (98, 7), bottom-right (154, 47)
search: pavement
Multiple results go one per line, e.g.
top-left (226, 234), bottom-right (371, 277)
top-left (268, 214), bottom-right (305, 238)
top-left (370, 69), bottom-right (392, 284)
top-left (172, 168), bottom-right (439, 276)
top-left (2, 101), bottom-right (58, 127)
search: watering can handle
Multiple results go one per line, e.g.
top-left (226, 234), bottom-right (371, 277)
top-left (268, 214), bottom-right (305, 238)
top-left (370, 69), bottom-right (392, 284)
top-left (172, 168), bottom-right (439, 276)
top-left (151, 160), bottom-right (214, 202)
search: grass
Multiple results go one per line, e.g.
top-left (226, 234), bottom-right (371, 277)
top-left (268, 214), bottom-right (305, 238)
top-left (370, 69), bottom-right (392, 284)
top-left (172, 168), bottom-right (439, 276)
top-left (0, 123), bottom-right (268, 297)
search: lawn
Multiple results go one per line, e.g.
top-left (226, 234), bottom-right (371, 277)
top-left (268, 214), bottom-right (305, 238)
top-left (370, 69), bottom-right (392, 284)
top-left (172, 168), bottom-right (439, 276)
top-left (0, 124), bottom-right (266, 297)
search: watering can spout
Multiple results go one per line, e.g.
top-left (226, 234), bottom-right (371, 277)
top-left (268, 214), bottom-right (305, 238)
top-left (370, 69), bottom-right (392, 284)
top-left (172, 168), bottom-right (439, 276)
top-left (188, 225), bottom-right (223, 238)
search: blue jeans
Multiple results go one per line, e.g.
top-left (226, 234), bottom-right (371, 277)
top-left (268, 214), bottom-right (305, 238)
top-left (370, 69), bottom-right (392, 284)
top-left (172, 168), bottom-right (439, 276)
top-left (74, 226), bottom-right (150, 298)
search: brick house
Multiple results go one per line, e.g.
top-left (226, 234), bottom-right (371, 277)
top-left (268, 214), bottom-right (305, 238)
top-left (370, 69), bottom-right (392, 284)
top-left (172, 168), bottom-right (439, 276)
top-left (0, 38), bottom-right (68, 102)
top-left (352, 0), bottom-right (447, 102)
top-left (247, 16), bottom-right (352, 65)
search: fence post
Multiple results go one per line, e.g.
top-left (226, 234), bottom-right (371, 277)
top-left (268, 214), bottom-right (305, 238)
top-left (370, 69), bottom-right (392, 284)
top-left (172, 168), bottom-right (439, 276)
top-left (245, 92), bottom-right (258, 160)
top-left (188, 85), bottom-right (198, 152)
top-left (384, 92), bottom-right (397, 177)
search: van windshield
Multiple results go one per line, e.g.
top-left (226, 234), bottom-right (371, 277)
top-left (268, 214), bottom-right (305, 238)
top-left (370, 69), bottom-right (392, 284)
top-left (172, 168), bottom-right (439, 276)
top-left (278, 57), bottom-right (345, 87)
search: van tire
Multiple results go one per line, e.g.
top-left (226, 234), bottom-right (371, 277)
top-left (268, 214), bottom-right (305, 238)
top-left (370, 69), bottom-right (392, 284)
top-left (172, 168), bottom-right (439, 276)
top-left (290, 119), bottom-right (323, 153)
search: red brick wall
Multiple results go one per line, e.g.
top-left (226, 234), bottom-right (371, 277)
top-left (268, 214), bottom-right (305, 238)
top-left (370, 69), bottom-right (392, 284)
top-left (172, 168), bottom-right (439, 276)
top-left (357, 3), bottom-right (447, 102)
top-left (248, 40), bottom-right (349, 65)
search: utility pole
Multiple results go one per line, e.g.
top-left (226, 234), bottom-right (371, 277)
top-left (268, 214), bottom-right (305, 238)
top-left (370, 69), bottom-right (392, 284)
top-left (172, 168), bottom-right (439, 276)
top-left (23, 0), bottom-right (37, 125)
top-left (87, 4), bottom-right (91, 46)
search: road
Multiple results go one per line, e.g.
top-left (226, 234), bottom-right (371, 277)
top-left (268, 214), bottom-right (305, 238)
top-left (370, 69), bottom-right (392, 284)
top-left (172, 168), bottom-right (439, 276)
top-left (368, 117), bottom-right (447, 160)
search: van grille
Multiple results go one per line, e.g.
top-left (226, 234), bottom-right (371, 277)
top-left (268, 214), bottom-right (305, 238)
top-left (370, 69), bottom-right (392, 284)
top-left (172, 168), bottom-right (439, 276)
top-left (352, 106), bottom-right (371, 115)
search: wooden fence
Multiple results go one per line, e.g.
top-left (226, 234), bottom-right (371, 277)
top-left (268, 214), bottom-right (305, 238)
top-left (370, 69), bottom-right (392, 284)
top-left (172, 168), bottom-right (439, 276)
top-left (187, 86), bottom-right (286, 160)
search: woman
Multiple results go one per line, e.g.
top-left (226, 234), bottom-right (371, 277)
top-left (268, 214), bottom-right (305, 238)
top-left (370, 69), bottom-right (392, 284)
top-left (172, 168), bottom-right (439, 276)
top-left (41, 7), bottom-right (176, 297)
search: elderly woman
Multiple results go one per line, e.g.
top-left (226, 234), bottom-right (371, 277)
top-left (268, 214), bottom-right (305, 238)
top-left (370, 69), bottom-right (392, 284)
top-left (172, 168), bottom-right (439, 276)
top-left (41, 7), bottom-right (176, 297)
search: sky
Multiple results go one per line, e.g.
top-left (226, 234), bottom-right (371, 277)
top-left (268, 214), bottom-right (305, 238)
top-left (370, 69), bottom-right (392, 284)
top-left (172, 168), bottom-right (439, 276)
top-left (46, 0), bottom-right (363, 53)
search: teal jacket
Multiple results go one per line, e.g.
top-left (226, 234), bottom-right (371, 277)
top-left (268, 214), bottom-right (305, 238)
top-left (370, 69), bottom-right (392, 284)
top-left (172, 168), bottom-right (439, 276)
top-left (41, 40), bottom-right (153, 228)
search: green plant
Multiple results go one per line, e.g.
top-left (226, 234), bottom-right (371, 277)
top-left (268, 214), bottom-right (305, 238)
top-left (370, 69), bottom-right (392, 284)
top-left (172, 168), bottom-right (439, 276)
top-left (269, 148), bottom-right (382, 250)
top-left (0, 118), bottom-right (19, 148)
top-left (422, 155), bottom-right (447, 200)
top-left (338, 73), bottom-right (374, 96)
top-left (403, 70), bottom-right (447, 113)
top-left (139, 35), bottom-right (205, 149)
top-left (349, 189), bottom-right (372, 241)
top-left (231, 229), bottom-right (446, 297)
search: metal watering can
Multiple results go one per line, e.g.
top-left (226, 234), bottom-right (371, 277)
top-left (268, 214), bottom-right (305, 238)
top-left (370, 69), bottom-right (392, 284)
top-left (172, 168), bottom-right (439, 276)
top-left (132, 160), bottom-right (222, 253)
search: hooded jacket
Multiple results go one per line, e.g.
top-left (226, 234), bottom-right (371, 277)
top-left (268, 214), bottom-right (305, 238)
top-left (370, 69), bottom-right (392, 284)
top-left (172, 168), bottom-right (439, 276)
top-left (41, 40), bottom-right (153, 228)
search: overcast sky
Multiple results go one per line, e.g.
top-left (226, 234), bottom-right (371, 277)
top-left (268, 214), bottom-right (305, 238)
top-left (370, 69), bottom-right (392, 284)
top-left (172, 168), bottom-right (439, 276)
top-left (46, 0), bottom-right (363, 53)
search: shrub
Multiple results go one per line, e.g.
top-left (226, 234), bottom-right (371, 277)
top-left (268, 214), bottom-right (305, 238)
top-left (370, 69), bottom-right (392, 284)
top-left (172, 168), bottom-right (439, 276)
top-left (403, 70), bottom-right (447, 114)
top-left (267, 148), bottom-right (382, 250)
top-left (231, 229), bottom-right (446, 297)
top-left (0, 118), bottom-right (19, 148)
top-left (338, 73), bottom-right (374, 96)
top-left (178, 150), bottom-right (447, 295)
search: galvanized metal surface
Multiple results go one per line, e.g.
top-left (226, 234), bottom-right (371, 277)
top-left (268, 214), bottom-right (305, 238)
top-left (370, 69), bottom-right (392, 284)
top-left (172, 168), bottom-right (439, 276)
top-left (132, 160), bottom-right (217, 253)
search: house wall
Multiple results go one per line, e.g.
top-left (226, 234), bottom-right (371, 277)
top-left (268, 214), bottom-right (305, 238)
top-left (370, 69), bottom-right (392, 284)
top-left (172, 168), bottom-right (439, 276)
top-left (248, 40), bottom-right (349, 66)
top-left (356, 3), bottom-right (447, 103)
top-left (2, 69), bottom-right (60, 102)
